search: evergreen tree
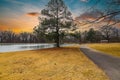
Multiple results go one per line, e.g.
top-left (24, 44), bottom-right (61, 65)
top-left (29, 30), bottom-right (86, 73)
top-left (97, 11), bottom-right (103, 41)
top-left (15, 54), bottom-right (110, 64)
top-left (86, 28), bottom-right (96, 42)
top-left (35, 0), bottom-right (76, 47)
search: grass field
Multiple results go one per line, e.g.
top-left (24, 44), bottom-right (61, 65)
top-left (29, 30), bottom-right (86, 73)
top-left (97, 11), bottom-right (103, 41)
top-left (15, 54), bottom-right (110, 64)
top-left (0, 45), bottom-right (109, 80)
top-left (88, 43), bottom-right (120, 57)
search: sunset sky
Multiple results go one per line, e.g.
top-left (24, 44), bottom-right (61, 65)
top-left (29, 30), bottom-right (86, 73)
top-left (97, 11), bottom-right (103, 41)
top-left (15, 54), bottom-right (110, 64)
top-left (0, 0), bottom-right (115, 33)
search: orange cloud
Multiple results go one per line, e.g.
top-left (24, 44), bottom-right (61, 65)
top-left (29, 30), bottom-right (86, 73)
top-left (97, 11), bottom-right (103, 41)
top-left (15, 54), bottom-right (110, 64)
top-left (26, 12), bottom-right (40, 17)
top-left (76, 10), bottom-right (103, 21)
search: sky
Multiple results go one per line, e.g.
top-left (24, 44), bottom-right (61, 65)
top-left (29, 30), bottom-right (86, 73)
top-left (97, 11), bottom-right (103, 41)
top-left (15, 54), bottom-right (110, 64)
top-left (0, 0), bottom-right (112, 33)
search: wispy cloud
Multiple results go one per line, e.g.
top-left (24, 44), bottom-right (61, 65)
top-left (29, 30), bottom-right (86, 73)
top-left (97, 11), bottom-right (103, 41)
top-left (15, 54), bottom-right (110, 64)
top-left (0, 0), bottom-right (43, 32)
top-left (76, 10), bottom-right (103, 21)
top-left (80, 0), bottom-right (89, 2)
top-left (0, 6), bottom-right (40, 33)
top-left (4, 0), bottom-right (25, 5)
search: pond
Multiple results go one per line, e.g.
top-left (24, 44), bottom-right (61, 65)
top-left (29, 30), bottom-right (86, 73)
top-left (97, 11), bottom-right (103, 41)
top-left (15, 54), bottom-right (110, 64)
top-left (0, 43), bottom-right (56, 53)
top-left (0, 43), bottom-right (74, 53)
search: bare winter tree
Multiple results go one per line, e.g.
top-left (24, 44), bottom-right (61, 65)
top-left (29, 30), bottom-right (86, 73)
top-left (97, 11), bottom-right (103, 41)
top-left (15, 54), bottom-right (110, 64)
top-left (0, 31), bottom-right (2, 42)
top-left (100, 25), bottom-right (115, 42)
top-left (0, 31), bottom-right (16, 43)
top-left (19, 32), bottom-right (37, 43)
top-left (112, 27), bottom-right (120, 42)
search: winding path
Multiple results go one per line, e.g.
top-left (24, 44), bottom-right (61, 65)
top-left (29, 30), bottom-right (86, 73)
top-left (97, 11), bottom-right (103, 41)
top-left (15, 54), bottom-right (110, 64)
top-left (80, 45), bottom-right (120, 80)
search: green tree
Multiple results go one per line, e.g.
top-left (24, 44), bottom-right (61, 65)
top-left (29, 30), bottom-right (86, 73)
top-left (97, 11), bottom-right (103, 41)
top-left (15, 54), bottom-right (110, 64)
top-left (35, 0), bottom-right (76, 47)
top-left (86, 28), bottom-right (96, 42)
top-left (33, 25), bottom-right (47, 42)
top-left (70, 31), bottom-right (81, 43)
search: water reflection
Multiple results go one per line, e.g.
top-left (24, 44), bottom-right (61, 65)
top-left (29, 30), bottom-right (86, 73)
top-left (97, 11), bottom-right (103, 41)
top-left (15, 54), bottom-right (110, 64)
top-left (20, 44), bottom-right (56, 50)
top-left (0, 43), bottom-right (56, 53)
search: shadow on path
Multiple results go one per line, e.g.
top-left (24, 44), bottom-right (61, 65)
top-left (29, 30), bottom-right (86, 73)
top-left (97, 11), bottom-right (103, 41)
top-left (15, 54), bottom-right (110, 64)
top-left (80, 45), bottom-right (120, 80)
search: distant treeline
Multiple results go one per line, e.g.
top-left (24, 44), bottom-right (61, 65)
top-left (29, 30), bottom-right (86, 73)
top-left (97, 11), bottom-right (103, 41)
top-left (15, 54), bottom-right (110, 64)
top-left (0, 26), bottom-right (120, 43)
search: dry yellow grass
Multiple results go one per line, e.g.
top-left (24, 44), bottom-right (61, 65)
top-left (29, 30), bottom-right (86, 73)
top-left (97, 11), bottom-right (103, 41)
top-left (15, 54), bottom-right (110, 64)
top-left (0, 45), bottom-right (109, 80)
top-left (88, 43), bottom-right (120, 57)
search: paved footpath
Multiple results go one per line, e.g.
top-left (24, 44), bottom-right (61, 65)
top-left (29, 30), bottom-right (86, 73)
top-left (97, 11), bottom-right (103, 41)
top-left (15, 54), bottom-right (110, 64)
top-left (80, 45), bottom-right (120, 80)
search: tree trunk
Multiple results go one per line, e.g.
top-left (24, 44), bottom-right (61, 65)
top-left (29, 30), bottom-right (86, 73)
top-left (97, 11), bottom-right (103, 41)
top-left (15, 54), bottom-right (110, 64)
top-left (56, 29), bottom-right (60, 47)
top-left (56, 15), bottom-right (60, 47)
top-left (56, 0), bottom-right (60, 47)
